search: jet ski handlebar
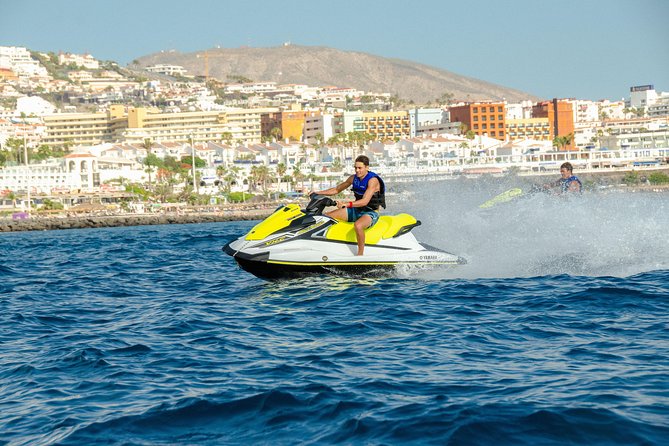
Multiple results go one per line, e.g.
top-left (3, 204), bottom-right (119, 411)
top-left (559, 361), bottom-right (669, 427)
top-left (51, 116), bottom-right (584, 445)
top-left (305, 193), bottom-right (337, 215)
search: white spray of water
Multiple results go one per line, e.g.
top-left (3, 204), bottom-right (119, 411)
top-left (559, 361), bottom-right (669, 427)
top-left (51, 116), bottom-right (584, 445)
top-left (394, 179), bottom-right (669, 279)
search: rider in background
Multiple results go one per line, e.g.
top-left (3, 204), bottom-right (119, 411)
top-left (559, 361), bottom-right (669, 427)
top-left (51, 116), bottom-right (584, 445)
top-left (545, 162), bottom-right (582, 194)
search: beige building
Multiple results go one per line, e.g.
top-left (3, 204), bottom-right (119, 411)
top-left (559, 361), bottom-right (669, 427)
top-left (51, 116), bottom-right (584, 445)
top-left (361, 111), bottom-right (411, 140)
top-left (42, 106), bottom-right (270, 147)
top-left (505, 117), bottom-right (551, 141)
top-left (123, 107), bottom-right (268, 145)
top-left (42, 105), bottom-right (127, 147)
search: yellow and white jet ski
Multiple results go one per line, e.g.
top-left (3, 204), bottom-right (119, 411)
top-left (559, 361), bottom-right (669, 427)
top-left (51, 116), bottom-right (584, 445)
top-left (223, 194), bottom-right (466, 279)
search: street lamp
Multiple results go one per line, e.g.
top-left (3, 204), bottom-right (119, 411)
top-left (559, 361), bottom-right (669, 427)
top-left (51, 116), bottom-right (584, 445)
top-left (189, 134), bottom-right (197, 192)
top-left (22, 122), bottom-right (31, 216)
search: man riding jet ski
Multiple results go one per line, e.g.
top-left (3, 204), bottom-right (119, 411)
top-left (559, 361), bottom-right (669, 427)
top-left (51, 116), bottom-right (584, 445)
top-left (313, 155), bottom-right (385, 256)
top-left (223, 160), bottom-right (465, 280)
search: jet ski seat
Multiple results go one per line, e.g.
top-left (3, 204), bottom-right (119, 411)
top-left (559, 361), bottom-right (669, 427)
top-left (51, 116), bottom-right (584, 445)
top-left (325, 213), bottom-right (421, 245)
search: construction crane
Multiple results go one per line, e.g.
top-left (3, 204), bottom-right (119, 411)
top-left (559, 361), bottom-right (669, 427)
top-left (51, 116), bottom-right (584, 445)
top-left (197, 49), bottom-right (226, 82)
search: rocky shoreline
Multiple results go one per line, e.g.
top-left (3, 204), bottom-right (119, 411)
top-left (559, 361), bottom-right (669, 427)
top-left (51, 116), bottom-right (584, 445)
top-left (0, 208), bottom-right (275, 233)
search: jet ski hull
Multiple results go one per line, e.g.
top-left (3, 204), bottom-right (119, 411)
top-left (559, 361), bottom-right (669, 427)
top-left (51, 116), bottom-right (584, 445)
top-left (223, 237), bottom-right (465, 280)
top-left (230, 252), bottom-right (398, 279)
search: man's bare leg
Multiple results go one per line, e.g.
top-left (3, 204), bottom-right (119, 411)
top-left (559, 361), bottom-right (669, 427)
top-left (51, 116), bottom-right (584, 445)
top-left (325, 207), bottom-right (348, 221)
top-left (354, 215), bottom-right (372, 256)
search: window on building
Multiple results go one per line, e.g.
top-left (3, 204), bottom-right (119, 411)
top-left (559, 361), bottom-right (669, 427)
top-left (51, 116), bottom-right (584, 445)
top-left (481, 116), bottom-right (487, 121)
top-left (473, 107), bottom-right (478, 113)
top-left (499, 131), bottom-right (504, 137)
top-left (490, 123), bottom-right (495, 129)
top-left (498, 106), bottom-right (503, 112)
top-left (490, 115), bottom-right (495, 121)
top-left (473, 116), bottom-right (478, 121)
top-left (498, 115), bottom-right (503, 120)
top-left (482, 124), bottom-right (487, 129)
top-left (474, 124), bottom-right (479, 130)
top-left (491, 131), bottom-right (496, 136)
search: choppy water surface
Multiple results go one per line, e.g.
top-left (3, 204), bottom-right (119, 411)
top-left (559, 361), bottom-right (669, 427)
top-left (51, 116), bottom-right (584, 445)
top-left (1, 180), bottom-right (668, 445)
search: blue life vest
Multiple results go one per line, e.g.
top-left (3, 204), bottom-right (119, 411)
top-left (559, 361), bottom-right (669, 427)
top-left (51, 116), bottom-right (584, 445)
top-left (352, 171), bottom-right (386, 210)
top-left (559, 175), bottom-right (582, 193)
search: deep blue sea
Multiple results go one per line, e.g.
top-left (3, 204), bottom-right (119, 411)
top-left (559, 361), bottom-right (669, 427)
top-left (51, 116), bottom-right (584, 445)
top-left (1, 181), bottom-right (669, 445)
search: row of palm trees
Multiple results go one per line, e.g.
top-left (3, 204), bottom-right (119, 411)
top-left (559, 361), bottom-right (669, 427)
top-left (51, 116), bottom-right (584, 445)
top-left (216, 162), bottom-right (342, 197)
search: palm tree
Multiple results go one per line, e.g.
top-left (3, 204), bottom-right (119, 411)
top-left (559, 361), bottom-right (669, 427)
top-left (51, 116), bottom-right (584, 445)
top-left (276, 162), bottom-right (287, 193)
top-left (331, 157), bottom-right (343, 172)
top-left (222, 165), bottom-right (240, 194)
top-left (220, 132), bottom-right (233, 146)
top-left (4, 137), bottom-right (22, 164)
top-left (292, 163), bottom-right (304, 192)
top-left (7, 191), bottom-right (17, 209)
top-left (142, 138), bottom-right (155, 186)
top-left (256, 165), bottom-right (271, 196)
top-left (552, 133), bottom-right (573, 151)
top-left (299, 143), bottom-right (308, 163)
top-left (270, 126), bottom-right (282, 142)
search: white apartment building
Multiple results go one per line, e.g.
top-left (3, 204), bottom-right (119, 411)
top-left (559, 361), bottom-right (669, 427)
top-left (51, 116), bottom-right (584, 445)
top-left (0, 46), bottom-right (49, 79)
top-left (505, 101), bottom-right (534, 120)
top-left (570, 100), bottom-right (600, 122)
top-left (145, 64), bottom-right (187, 76)
top-left (573, 122), bottom-right (600, 149)
top-left (226, 82), bottom-right (278, 95)
top-left (601, 127), bottom-right (669, 150)
top-left (648, 94), bottom-right (669, 118)
top-left (303, 112), bottom-right (335, 144)
top-left (0, 154), bottom-right (101, 194)
top-left (68, 70), bottom-right (94, 83)
top-left (599, 100), bottom-right (626, 120)
top-left (16, 96), bottom-right (56, 116)
top-left (58, 52), bottom-right (100, 70)
top-left (627, 84), bottom-right (658, 109)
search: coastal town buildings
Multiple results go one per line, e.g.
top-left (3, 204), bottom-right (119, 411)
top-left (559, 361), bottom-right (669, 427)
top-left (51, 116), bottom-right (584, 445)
top-left (1, 45), bottom-right (668, 203)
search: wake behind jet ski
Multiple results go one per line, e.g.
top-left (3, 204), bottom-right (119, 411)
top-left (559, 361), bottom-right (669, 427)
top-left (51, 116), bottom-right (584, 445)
top-left (223, 193), bottom-right (466, 280)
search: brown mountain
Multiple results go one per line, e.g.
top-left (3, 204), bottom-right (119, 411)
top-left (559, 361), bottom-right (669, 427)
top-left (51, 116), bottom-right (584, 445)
top-left (132, 45), bottom-right (537, 104)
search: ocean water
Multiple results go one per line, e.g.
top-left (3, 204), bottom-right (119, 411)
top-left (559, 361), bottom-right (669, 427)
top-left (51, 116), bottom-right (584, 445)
top-left (1, 180), bottom-right (669, 445)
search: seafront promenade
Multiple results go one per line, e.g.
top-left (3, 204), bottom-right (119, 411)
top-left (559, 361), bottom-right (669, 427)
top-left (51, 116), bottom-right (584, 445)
top-left (0, 205), bottom-right (278, 233)
top-left (3, 166), bottom-right (668, 233)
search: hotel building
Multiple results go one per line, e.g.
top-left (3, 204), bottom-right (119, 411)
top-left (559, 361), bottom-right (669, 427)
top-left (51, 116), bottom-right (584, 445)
top-left (42, 105), bottom-right (127, 147)
top-left (505, 118), bottom-right (551, 141)
top-left (361, 110), bottom-right (411, 140)
top-left (42, 106), bottom-right (268, 147)
top-left (448, 102), bottom-right (507, 140)
top-left (532, 99), bottom-right (575, 150)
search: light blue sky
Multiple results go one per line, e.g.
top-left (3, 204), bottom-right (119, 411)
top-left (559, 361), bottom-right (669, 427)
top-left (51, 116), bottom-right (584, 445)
top-left (1, 0), bottom-right (667, 101)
